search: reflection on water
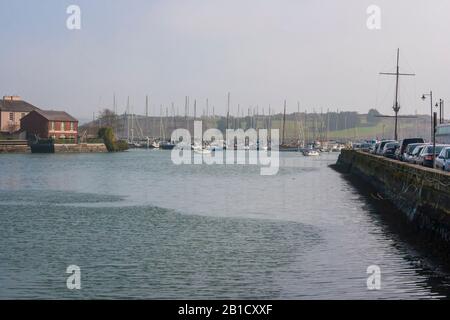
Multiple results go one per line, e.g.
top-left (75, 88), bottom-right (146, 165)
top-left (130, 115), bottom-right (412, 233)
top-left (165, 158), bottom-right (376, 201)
top-left (0, 150), bottom-right (449, 299)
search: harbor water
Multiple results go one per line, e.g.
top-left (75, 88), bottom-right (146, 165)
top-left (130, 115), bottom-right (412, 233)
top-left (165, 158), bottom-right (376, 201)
top-left (1, 150), bottom-right (450, 299)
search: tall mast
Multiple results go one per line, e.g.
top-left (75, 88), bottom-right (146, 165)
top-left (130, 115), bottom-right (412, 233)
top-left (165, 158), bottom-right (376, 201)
top-left (380, 49), bottom-right (415, 140)
top-left (127, 96), bottom-right (130, 142)
top-left (226, 92), bottom-right (230, 131)
top-left (394, 49), bottom-right (400, 140)
top-left (237, 104), bottom-right (240, 129)
top-left (268, 105), bottom-right (271, 132)
top-left (166, 107), bottom-right (169, 141)
top-left (113, 93), bottom-right (116, 114)
top-left (194, 99), bottom-right (197, 120)
top-left (297, 101), bottom-right (301, 145)
top-left (282, 100), bottom-right (287, 145)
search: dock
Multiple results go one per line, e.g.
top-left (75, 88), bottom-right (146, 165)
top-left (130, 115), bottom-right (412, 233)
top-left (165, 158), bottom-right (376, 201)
top-left (0, 140), bottom-right (30, 153)
top-left (334, 149), bottom-right (450, 256)
top-left (0, 140), bottom-right (108, 154)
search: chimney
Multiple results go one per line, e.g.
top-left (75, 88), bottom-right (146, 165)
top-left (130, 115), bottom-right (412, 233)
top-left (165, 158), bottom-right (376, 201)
top-left (3, 96), bottom-right (21, 101)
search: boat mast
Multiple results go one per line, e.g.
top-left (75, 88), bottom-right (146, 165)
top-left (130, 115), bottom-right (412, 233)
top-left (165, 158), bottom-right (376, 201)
top-left (160, 105), bottom-right (164, 141)
top-left (379, 49), bottom-right (415, 140)
top-left (226, 92), bottom-right (230, 132)
top-left (166, 106), bottom-right (169, 142)
top-left (297, 101), bottom-right (301, 146)
top-left (282, 100), bottom-right (287, 145)
top-left (127, 96), bottom-right (130, 142)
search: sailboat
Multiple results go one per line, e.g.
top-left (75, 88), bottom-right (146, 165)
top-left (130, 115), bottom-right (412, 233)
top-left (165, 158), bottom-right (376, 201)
top-left (193, 147), bottom-right (211, 155)
top-left (279, 100), bottom-right (299, 152)
top-left (150, 140), bottom-right (160, 149)
top-left (160, 140), bottom-right (175, 150)
top-left (158, 105), bottom-right (175, 150)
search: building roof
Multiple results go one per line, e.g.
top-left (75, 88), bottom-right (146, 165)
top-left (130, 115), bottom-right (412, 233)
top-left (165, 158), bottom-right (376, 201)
top-left (0, 98), bottom-right (41, 112)
top-left (34, 110), bottom-right (78, 122)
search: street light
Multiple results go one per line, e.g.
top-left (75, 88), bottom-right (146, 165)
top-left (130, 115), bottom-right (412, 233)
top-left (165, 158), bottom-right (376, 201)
top-left (433, 112), bottom-right (437, 168)
top-left (421, 91), bottom-right (434, 140)
top-left (438, 99), bottom-right (445, 124)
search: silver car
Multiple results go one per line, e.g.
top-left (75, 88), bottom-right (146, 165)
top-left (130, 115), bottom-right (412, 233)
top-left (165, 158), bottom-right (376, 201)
top-left (409, 145), bottom-right (425, 164)
top-left (436, 147), bottom-right (450, 171)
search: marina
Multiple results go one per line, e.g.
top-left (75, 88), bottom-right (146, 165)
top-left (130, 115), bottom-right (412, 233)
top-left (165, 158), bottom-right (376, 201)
top-left (3, 0), bottom-right (450, 305)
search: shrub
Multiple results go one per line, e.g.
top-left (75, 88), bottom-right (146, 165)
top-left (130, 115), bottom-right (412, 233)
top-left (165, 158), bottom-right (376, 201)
top-left (98, 127), bottom-right (129, 152)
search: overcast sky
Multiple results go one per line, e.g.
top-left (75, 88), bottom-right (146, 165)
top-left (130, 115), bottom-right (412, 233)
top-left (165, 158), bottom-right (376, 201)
top-left (1, 0), bottom-right (450, 121)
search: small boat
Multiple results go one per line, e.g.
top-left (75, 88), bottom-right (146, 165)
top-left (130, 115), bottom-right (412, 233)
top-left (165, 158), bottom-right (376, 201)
top-left (30, 138), bottom-right (54, 153)
top-left (209, 145), bottom-right (224, 152)
top-left (160, 141), bottom-right (175, 150)
top-left (194, 148), bottom-right (211, 155)
top-left (279, 144), bottom-right (299, 152)
top-left (151, 141), bottom-right (160, 149)
top-left (303, 149), bottom-right (320, 156)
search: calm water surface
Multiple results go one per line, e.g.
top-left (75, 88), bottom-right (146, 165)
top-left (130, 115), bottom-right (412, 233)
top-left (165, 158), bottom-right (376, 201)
top-left (1, 150), bottom-right (450, 299)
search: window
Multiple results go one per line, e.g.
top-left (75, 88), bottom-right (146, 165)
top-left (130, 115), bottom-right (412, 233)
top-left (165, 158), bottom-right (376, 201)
top-left (70, 122), bottom-right (74, 131)
top-left (51, 121), bottom-right (55, 131)
top-left (437, 125), bottom-right (450, 135)
top-left (9, 113), bottom-right (13, 121)
top-left (61, 122), bottom-right (65, 131)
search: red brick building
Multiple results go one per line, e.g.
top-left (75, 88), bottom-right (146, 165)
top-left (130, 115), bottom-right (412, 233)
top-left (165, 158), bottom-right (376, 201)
top-left (21, 110), bottom-right (79, 143)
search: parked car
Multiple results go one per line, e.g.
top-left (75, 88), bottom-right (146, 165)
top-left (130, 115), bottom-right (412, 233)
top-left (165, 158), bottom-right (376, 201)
top-left (394, 146), bottom-right (402, 160)
top-left (398, 138), bottom-right (425, 161)
top-left (371, 142), bottom-right (381, 154)
top-left (358, 143), bottom-right (371, 152)
top-left (418, 145), bottom-right (446, 168)
top-left (409, 145), bottom-right (426, 164)
top-left (376, 140), bottom-right (396, 155)
top-left (403, 143), bottom-right (425, 163)
top-left (435, 147), bottom-right (450, 171)
top-left (383, 142), bottom-right (399, 159)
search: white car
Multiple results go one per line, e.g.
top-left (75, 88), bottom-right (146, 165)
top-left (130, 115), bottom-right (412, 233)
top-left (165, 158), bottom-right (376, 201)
top-left (435, 147), bottom-right (450, 171)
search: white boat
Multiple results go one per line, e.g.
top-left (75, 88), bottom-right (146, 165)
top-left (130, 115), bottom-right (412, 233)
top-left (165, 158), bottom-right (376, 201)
top-left (303, 149), bottom-right (320, 156)
top-left (151, 141), bottom-right (160, 149)
top-left (194, 148), bottom-right (211, 155)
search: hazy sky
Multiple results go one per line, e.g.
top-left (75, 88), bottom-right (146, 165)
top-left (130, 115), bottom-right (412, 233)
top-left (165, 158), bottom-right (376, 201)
top-left (1, 0), bottom-right (450, 121)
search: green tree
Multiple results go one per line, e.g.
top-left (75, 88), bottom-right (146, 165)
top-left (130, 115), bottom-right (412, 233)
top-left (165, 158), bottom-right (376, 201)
top-left (367, 109), bottom-right (381, 125)
top-left (98, 127), bottom-right (128, 152)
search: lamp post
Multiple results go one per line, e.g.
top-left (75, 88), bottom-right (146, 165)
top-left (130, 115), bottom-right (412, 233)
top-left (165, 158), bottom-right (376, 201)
top-left (438, 99), bottom-right (445, 124)
top-left (421, 91), bottom-right (434, 140)
top-left (433, 112), bottom-right (437, 168)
